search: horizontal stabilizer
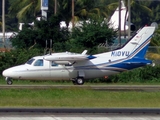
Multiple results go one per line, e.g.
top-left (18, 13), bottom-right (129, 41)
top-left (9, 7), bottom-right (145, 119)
top-left (123, 58), bottom-right (152, 65)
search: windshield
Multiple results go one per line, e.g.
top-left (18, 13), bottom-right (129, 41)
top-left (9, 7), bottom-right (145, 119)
top-left (26, 58), bottom-right (35, 65)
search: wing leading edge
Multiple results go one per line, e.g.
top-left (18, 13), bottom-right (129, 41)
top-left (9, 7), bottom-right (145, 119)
top-left (43, 50), bottom-right (96, 64)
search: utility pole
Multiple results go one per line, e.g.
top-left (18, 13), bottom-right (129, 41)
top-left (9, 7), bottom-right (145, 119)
top-left (128, 0), bottom-right (131, 39)
top-left (118, 0), bottom-right (121, 47)
top-left (72, 0), bottom-right (75, 28)
top-left (54, 0), bottom-right (57, 15)
top-left (2, 0), bottom-right (5, 47)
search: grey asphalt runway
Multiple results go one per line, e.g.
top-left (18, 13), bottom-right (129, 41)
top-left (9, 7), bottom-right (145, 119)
top-left (0, 108), bottom-right (160, 120)
top-left (0, 113), bottom-right (160, 120)
top-left (1, 85), bottom-right (160, 91)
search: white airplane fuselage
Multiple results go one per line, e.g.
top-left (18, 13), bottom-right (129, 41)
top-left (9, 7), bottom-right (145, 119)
top-left (2, 26), bottom-right (156, 85)
top-left (3, 54), bottom-right (120, 81)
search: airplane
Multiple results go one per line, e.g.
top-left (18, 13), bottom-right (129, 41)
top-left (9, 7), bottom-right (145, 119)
top-left (2, 25), bottom-right (155, 85)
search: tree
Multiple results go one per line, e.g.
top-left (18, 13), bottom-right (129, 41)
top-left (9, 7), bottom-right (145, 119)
top-left (55, 0), bottom-right (118, 28)
top-left (11, 27), bottom-right (38, 49)
top-left (0, 0), bottom-right (17, 31)
top-left (145, 25), bottom-right (160, 61)
top-left (146, 1), bottom-right (160, 24)
top-left (11, 15), bottom-right (69, 52)
top-left (67, 18), bottom-right (117, 54)
top-left (8, 0), bottom-right (41, 22)
top-left (130, 1), bottom-right (153, 28)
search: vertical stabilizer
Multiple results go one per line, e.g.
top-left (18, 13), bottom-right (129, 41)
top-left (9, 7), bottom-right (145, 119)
top-left (97, 26), bottom-right (155, 60)
top-left (121, 26), bottom-right (155, 59)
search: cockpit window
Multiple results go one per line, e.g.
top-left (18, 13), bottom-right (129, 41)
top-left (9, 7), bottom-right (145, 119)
top-left (34, 59), bottom-right (43, 66)
top-left (26, 58), bottom-right (35, 65)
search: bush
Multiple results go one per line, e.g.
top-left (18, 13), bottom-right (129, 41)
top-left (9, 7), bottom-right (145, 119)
top-left (109, 65), bottom-right (160, 83)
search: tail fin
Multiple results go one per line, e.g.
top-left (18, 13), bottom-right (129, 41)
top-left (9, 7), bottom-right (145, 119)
top-left (119, 26), bottom-right (155, 59)
top-left (96, 26), bottom-right (155, 62)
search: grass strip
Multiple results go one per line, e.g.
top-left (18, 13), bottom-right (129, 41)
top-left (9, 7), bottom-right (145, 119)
top-left (0, 88), bottom-right (160, 108)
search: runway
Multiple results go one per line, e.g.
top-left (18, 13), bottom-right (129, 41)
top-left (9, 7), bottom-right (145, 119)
top-left (0, 114), bottom-right (160, 120)
top-left (0, 108), bottom-right (160, 120)
top-left (0, 85), bottom-right (160, 91)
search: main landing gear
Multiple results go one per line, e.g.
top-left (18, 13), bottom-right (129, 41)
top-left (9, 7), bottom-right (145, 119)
top-left (72, 77), bottom-right (85, 85)
top-left (5, 77), bottom-right (13, 85)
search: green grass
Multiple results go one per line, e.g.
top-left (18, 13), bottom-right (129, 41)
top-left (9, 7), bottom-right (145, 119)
top-left (0, 88), bottom-right (160, 108)
top-left (0, 76), bottom-right (160, 108)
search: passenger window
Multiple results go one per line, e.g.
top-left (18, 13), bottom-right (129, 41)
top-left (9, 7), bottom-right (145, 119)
top-left (34, 59), bottom-right (43, 66)
top-left (51, 61), bottom-right (58, 66)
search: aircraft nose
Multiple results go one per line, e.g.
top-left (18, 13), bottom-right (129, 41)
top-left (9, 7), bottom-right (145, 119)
top-left (2, 69), bottom-right (10, 77)
top-left (2, 65), bottom-right (27, 78)
top-left (2, 68), bottom-right (16, 77)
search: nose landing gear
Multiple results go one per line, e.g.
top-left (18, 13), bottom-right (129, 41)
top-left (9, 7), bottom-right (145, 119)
top-left (5, 77), bottom-right (13, 85)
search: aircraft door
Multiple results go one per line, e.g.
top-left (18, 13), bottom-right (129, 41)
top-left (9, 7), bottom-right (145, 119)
top-left (28, 59), bottom-right (50, 79)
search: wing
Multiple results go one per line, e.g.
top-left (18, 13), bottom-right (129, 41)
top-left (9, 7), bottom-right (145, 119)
top-left (43, 50), bottom-right (96, 65)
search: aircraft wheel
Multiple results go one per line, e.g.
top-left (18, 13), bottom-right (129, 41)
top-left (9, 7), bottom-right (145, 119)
top-left (7, 80), bottom-right (13, 85)
top-left (6, 77), bottom-right (13, 85)
top-left (76, 77), bottom-right (84, 85)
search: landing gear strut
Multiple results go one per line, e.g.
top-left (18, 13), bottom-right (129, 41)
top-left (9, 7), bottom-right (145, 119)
top-left (5, 77), bottom-right (13, 85)
top-left (72, 77), bottom-right (85, 85)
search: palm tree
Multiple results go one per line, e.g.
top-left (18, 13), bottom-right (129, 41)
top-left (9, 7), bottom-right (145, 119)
top-left (56, 0), bottom-right (72, 27)
top-left (57, 0), bottom-right (118, 28)
top-left (74, 0), bottom-right (118, 20)
top-left (8, 0), bottom-right (154, 30)
top-left (129, 0), bottom-right (153, 28)
top-left (8, 0), bottom-right (119, 26)
top-left (8, 0), bottom-right (41, 22)
top-left (116, 0), bottom-right (152, 37)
